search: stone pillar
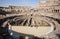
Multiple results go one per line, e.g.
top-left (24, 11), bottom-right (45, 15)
top-left (25, 36), bottom-right (29, 39)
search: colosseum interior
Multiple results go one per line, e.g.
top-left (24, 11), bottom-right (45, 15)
top-left (0, 0), bottom-right (60, 39)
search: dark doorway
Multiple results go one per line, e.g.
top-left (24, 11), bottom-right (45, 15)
top-left (33, 37), bottom-right (45, 39)
top-left (19, 36), bottom-right (25, 39)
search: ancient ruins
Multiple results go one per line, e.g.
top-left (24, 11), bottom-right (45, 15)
top-left (0, 0), bottom-right (60, 39)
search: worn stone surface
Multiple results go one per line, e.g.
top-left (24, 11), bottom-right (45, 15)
top-left (0, 0), bottom-right (60, 39)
